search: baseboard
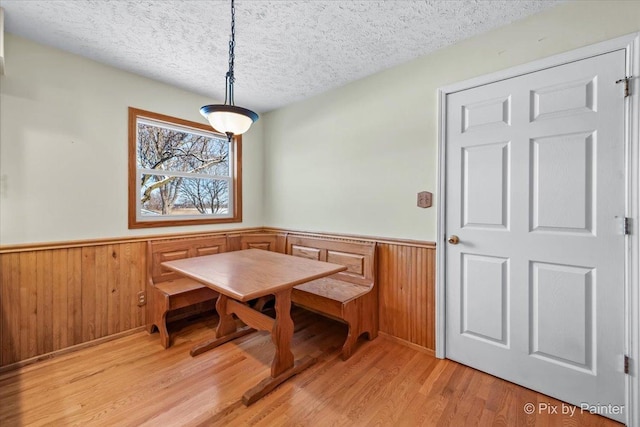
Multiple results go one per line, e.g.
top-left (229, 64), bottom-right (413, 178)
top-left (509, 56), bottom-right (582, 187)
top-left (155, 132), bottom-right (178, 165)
top-left (0, 327), bottom-right (146, 374)
top-left (378, 331), bottom-right (435, 357)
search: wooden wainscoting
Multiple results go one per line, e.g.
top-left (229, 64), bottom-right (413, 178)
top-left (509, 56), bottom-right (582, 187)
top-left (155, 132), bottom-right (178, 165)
top-left (1, 227), bottom-right (436, 368)
top-left (0, 243), bottom-right (146, 367)
top-left (377, 242), bottom-right (436, 352)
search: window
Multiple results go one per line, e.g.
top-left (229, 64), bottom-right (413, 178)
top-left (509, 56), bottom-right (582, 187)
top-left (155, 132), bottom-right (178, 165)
top-left (128, 107), bottom-right (242, 228)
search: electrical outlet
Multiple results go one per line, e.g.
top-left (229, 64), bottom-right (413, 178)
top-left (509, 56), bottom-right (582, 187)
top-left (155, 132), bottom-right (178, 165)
top-left (137, 290), bottom-right (146, 307)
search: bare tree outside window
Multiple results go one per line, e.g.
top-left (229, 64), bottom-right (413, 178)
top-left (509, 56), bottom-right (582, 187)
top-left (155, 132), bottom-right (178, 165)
top-left (128, 108), bottom-right (242, 228)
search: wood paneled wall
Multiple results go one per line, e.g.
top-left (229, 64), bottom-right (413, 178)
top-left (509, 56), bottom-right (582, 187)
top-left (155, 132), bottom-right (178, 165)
top-left (0, 243), bottom-right (146, 367)
top-left (377, 243), bottom-right (436, 352)
top-left (0, 228), bottom-right (436, 368)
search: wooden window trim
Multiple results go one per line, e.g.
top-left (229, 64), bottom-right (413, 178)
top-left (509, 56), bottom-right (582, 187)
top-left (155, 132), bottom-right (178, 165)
top-left (128, 107), bottom-right (243, 229)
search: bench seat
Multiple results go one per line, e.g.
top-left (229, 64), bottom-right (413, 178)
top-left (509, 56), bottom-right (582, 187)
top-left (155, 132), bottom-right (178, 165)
top-left (294, 277), bottom-right (370, 304)
top-left (155, 278), bottom-right (209, 296)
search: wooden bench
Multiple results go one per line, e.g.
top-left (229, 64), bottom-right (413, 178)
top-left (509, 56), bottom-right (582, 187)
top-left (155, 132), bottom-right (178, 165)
top-left (146, 235), bottom-right (227, 348)
top-left (286, 235), bottom-right (377, 360)
top-left (146, 232), bottom-right (287, 347)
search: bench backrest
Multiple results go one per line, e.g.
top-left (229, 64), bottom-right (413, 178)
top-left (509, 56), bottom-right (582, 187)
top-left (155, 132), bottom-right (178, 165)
top-left (227, 232), bottom-right (287, 253)
top-left (286, 235), bottom-right (375, 288)
top-left (147, 235), bottom-right (228, 284)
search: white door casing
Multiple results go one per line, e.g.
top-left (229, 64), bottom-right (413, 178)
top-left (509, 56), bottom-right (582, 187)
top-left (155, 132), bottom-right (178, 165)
top-left (440, 47), bottom-right (631, 423)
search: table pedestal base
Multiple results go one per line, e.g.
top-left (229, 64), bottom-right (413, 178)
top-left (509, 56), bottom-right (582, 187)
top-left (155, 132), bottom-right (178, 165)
top-left (242, 355), bottom-right (317, 406)
top-left (191, 291), bottom-right (316, 406)
top-left (190, 326), bottom-right (256, 357)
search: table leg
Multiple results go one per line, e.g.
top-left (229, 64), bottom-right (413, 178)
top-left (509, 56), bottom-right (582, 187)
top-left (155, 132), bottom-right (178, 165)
top-left (216, 295), bottom-right (238, 338)
top-left (271, 289), bottom-right (295, 377)
top-left (190, 294), bottom-right (255, 357)
top-left (242, 289), bottom-right (317, 406)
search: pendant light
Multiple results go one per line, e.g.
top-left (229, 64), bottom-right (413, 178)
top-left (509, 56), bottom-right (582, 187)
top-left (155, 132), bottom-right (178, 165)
top-left (200, 0), bottom-right (258, 141)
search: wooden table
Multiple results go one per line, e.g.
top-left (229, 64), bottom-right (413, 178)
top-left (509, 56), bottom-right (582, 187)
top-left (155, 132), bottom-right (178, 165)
top-left (161, 248), bottom-right (347, 405)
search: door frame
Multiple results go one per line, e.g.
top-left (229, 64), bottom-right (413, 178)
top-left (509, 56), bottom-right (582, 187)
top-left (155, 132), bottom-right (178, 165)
top-left (436, 32), bottom-right (640, 426)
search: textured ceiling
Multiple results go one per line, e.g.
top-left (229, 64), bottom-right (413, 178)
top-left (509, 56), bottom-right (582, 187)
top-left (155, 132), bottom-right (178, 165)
top-left (1, 0), bottom-right (562, 112)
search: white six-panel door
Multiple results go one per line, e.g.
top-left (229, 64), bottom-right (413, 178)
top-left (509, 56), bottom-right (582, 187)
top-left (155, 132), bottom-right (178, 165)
top-left (445, 50), bottom-right (626, 422)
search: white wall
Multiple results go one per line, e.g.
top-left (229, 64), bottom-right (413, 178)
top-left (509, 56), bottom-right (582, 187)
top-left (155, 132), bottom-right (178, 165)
top-left (3, 1), bottom-right (640, 246)
top-left (263, 1), bottom-right (640, 242)
top-left (0, 34), bottom-right (264, 245)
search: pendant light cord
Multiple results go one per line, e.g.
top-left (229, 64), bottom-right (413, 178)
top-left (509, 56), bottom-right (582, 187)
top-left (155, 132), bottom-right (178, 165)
top-left (225, 0), bottom-right (236, 106)
top-left (200, 0), bottom-right (257, 142)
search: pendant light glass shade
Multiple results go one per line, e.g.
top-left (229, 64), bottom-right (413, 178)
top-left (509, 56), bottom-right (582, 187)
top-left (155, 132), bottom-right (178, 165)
top-left (200, 104), bottom-right (258, 136)
top-left (201, 0), bottom-right (258, 139)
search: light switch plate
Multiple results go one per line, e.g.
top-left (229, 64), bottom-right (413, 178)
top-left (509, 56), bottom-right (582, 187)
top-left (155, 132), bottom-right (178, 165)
top-left (417, 191), bottom-right (432, 208)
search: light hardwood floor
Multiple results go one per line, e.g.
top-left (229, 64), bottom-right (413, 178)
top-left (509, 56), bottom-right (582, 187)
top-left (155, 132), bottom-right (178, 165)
top-left (0, 309), bottom-right (621, 426)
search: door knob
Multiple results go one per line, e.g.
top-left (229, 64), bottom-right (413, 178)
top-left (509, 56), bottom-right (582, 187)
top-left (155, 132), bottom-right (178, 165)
top-left (448, 235), bottom-right (460, 245)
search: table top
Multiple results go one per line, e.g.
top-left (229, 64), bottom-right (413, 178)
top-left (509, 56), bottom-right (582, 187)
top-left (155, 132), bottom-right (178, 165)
top-left (161, 249), bottom-right (347, 301)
